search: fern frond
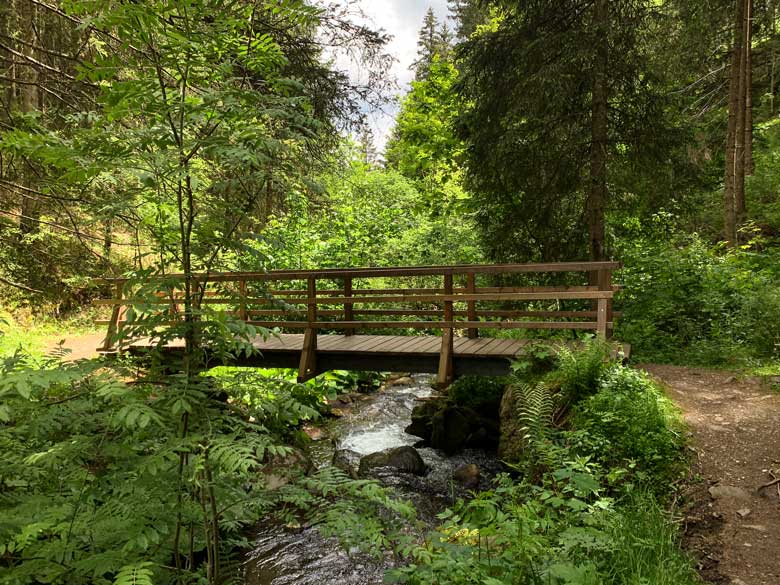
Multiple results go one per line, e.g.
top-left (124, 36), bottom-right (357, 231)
top-left (513, 382), bottom-right (554, 445)
top-left (113, 562), bottom-right (155, 585)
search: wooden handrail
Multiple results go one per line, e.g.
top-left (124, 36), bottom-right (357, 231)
top-left (94, 262), bottom-right (621, 384)
top-left (95, 261), bottom-right (622, 283)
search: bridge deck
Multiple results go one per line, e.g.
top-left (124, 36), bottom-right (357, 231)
top-left (129, 334), bottom-right (629, 378)
top-left (253, 334), bottom-right (527, 358)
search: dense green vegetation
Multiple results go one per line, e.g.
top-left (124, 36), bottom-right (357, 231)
top-left (1, 0), bottom-right (779, 583)
top-left (390, 343), bottom-right (694, 584)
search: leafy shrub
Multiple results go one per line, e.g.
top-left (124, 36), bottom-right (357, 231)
top-left (571, 367), bottom-right (686, 487)
top-left (616, 230), bottom-right (780, 365)
top-left (391, 354), bottom-right (695, 584)
top-left (389, 466), bottom-right (697, 585)
top-left (448, 375), bottom-right (507, 415)
top-left (510, 342), bottom-right (558, 378)
top-left (548, 338), bottom-right (614, 406)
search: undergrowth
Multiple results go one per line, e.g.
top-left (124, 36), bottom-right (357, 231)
top-left (388, 340), bottom-right (697, 584)
top-left (616, 228), bottom-right (780, 368)
top-left (0, 351), bottom-right (406, 585)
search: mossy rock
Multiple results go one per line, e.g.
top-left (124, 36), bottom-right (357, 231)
top-left (358, 446), bottom-right (427, 477)
top-left (405, 398), bottom-right (443, 442)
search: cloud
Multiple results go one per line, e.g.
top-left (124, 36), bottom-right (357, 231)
top-left (322, 1), bottom-right (451, 152)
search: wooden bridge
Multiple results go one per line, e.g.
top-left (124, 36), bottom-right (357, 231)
top-left (95, 261), bottom-right (624, 385)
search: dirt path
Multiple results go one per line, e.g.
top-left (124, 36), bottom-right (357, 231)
top-left (44, 332), bottom-right (105, 361)
top-left (640, 365), bottom-right (780, 585)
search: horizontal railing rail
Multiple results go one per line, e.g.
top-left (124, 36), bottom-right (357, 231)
top-left (94, 262), bottom-right (621, 383)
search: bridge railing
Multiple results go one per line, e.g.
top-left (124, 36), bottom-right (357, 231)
top-left (94, 261), bottom-right (621, 380)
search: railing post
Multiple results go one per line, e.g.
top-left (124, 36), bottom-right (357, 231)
top-left (599, 268), bottom-right (614, 338)
top-left (343, 276), bottom-right (353, 336)
top-left (466, 272), bottom-right (478, 339)
top-left (597, 268), bottom-right (612, 339)
top-left (238, 279), bottom-right (248, 322)
top-left (101, 281), bottom-right (123, 351)
top-left (437, 273), bottom-right (454, 387)
top-left (298, 277), bottom-right (318, 382)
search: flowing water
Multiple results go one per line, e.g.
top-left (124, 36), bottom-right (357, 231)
top-left (243, 374), bottom-right (502, 584)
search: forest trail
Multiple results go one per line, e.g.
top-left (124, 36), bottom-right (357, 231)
top-left (640, 365), bottom-right (780, 585)
top-left (45, 333), bottom-right (104, 361)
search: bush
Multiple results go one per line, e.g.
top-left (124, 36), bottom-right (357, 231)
top-left (390, 349), bottom-right (695, 584)
top-left (616, 230), bottom-right (780, 365)
top-left (571, 367), bottom-right (686, 487)
top-left (448, 375), bottom-right (507, 416)
top-left (548, 338), bottom-right (614, 406)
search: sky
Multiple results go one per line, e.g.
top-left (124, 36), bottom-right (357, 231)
top-left (331, 0), bottom-right (451, 151)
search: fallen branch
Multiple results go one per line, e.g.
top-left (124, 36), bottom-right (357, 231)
top-left (0, 275), bottom-right (42, 294)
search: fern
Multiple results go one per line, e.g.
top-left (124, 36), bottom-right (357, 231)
top-left (113, 562), bottom-right (155, 585)
top-left (511, 382), bottom-right (559, 473)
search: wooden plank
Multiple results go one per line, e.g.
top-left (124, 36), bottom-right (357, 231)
top-left (501, 340), bottom-right (528, 357)
top-left (95, 262), bottom-right (623, 284)
top-left (437, 274), bottom-right (454, 387)
top-left (315, 335), bottom-right (344, 351)
top-left (298, 329), bottom-right (317, 381)
top-left (488, 338), bottom-right (518, 355)
top-left (420, 336), bottom-right (444, 353)
top-left (246, 320), bottom-right (610, 330)
top-left (345, 335), bottom-right (392, 353)
top-left (101, 281), bottom-right (124, 351)
top-left (356, 335), bottom-right (399, 353)
top-left (238, 279), bottom-right (248, 321)
top-left (598, 268), bottom-right (614, 339)
top-left (454, 337), bottom-right (487, 356)
top-left (304, 291), bottom-right (614, 305)
top-left (473, 338), bottom-right (506, 356)
top-left (597, 298), bottom-right (608, 338)
top-left (374, 335), bottom-right (418, 353)
top-left (438, 329), bottom-right (454, 387)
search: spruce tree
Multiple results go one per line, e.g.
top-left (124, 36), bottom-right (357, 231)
top-left (412, 8), bottom-right (441, 80)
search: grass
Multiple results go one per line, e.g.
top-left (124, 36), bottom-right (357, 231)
top-left (605, 491), bottom-right (700, 585)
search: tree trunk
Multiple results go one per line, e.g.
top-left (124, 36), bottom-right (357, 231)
top-left (17, 0), bottom-right (40, 237)
top-left (724, 0), bottom-right (746, 247)
top-left (587, 0), bottom-right (608, 261)
top-left (743, 0), bottom-right (754, 182)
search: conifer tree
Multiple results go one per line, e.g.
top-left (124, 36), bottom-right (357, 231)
top-left (412, 8), bottom-right (453, 80)
top-left (448, 0), bottom-right (487, 41)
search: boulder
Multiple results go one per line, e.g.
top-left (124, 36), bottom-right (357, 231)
top-left (385, 376), bottom-right (415, 388)
top-left (452, 464), bottom-right (481, 489)
top-left (358, 446), bottom-right (427, 477)
top-left (408, 398), bottom-right (500, 455)
top-left (332, 448), bottom-right (362, 479)
top-left (405, 399), bottom-right (442, 443)
top-left (260, 448), bottom-right (314, 490)
top-left (431, 406), bottom-right (473, 455)
top-left (498, 386), bottom-right (527, 462)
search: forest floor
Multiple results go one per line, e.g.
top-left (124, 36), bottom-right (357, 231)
top-left (640, 364), bottom-right (780, 585)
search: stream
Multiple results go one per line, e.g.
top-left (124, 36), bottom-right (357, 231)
top-left (243, 374), bottom-right (503, 584)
